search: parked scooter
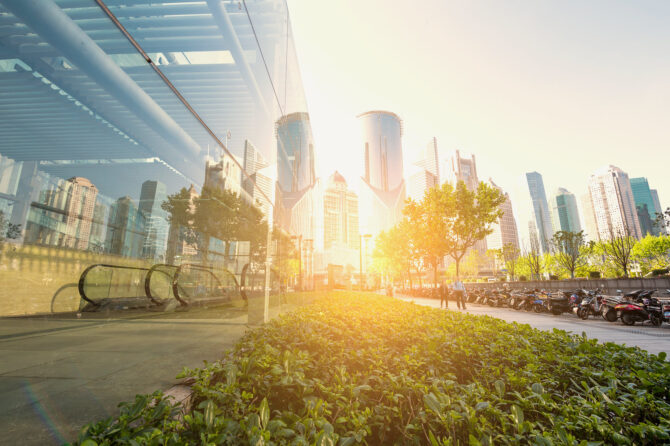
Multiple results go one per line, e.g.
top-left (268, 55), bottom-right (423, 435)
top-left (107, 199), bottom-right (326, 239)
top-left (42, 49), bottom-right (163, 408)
top-left (546, 291), bottom-right (574, 315)
top-left (577, 290), bottom-right (603, 320)
top-left (615, 290), bottom-right (662, 326)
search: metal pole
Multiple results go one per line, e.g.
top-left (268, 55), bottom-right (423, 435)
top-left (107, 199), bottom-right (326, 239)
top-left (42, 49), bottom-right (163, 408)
top-left (359, 234), bottom-right (363, 291)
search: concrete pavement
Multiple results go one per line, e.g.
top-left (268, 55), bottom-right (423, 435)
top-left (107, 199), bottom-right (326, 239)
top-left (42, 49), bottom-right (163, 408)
top-left (397, 295), bottom-right (670, 356)
top-left (0, 300), bottom-right (296, 445)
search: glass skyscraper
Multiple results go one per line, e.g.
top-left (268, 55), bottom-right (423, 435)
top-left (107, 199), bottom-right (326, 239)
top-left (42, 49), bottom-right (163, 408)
top-left (550, 188), bottom-right (582, 234)
top-left (630, 177), bottom-right (661, 236)
top-left (525, 172), bottom-right (554, 253)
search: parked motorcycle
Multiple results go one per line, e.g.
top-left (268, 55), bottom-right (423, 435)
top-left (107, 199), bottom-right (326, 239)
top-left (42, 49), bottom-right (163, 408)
top-left (615, 290), bottom-right (662, 326)
top-left (577, 291), bottom-right (603, 320)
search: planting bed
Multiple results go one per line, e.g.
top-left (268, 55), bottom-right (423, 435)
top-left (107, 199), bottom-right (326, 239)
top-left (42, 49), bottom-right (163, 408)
top-left (73, 293), bottom-right (670, 445)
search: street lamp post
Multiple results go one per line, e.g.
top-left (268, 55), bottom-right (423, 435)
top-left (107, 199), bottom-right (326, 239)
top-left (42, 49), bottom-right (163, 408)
top-left (359, 234), bottom-right (371, 291)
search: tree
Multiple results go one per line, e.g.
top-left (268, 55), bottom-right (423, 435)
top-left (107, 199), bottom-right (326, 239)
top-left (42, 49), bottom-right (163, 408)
top-left (372, 229), bottom-right (406, 285)
top-left (0, 210), bottom-right (21, 246)
top-left (632, 234), bottom-right (670, 274)
top-left (597, 226), bottom-right (637, 277)
top-left (522, 233), bottom-right (543, 280)
top-left (551, 230), bottom-right (590, 278)
top-left (444, 181), bottom-right (506, 280)
top-left (494, 243), bottom-right (520, 281)
top-left (654, 207), bottom-right (670, 234)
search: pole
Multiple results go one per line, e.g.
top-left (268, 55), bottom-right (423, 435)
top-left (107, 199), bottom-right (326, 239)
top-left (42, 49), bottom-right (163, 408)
top-left (359, 234), bottom-right (363, 291)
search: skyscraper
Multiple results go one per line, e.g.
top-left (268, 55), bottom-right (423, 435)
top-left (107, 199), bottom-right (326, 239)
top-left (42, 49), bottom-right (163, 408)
top-left (630, 177), bottom-right (661, 236)
top-left (105, 196), bottom-right (146, 258)
top-left (358, 111), bottom-right (406, 237)
top-left (550, 188), bottom-right (582, 233)
top-left (650, 189), bottom-right (665, 234)
top-left (587, 165), bottom-right (642, 240)
top-left (442, 150), bottom-right (479, 191)
top-left (204, 153), bottom-right (242, 196)
top-left (407, 137), bottom-right (439, 201)
top-left (486, 179), bottom-right (519, 251)
top-left (524, 172), bottom-right (554, 253)
top-left (580, 192), bottom-right (600, 242)
top-left (274, 112), bottom-right (320, 243)
top-left (323, 171), bottom-right (359, 251)
top-left (242, 140), bottom-right (273, 217)
top-left (139, 180), bottom-right (168, 261)
top-left (276, 112), bottom-right (316, 194)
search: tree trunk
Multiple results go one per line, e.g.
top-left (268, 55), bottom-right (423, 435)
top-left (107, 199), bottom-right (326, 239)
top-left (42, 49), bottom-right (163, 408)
top-left (407, 266), bottom-right (413, 289)
top-left (455, 259), bottom-right (460, 280)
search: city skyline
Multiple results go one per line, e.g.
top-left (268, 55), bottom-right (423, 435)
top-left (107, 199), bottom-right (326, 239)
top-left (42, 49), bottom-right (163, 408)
top-left (287, 0), bottom-right (669, 227)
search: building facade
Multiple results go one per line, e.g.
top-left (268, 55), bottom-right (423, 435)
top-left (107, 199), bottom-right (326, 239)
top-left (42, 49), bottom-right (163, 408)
top-left (442, 150), bottom-right (479, 191)
top-left (587, 165), bottom-right (642, 240)
top-left (486, 179), bottom-right (519, 251)
top-left (630, 177), bottom-right (661, 236)
top-left (358, 111), bottom-right (406, 237)
top-left (524, 172), bottom-right (554, 253)
top-left (550, 187), bottom-right (582, 234)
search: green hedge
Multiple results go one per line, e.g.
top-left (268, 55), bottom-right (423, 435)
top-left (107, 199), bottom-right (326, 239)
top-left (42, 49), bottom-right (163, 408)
top-left (73, 293), bottom-right (670, 445)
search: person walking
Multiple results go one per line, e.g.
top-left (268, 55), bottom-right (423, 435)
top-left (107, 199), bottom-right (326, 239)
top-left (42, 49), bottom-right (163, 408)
top-left (439, 282), bottom-right (448, 309)
top-left (453, 279), bottom-right (467, 310)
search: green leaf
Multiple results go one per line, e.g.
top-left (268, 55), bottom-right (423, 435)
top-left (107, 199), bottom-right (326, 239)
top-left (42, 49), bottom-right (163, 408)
top-left (494, 380), bottom-right (505, 397)
top-left (531, 383), bottom-right (544, 395)
top-left (658, 351), bottom-right (667, 362)
top-left (203, 400), bottom-right (215, 428)
top-left (259, 397), bottom-right (269, 429)
top-left (475, 401), bottom-right (489, 411)
top-left (423, 392), bottom-right (442, 415)
top-left (469, 434), bottom-right (482, 446)
top-left (80, 440), bottom-right (98, 446)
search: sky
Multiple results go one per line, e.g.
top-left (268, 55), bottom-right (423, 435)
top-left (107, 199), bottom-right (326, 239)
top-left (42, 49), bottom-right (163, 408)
top-left (285, 0), bottom-right (670, 222)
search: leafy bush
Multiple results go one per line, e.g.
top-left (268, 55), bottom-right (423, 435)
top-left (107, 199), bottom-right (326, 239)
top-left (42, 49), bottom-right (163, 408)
top-left (73, 293), bottom-right (670, 445)
top-left (588, 271), bottom-right (601, 279)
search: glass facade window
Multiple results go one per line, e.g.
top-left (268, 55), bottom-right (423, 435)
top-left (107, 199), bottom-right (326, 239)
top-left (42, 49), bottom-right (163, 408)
top-left (0, 0), bottom-right (310, 442)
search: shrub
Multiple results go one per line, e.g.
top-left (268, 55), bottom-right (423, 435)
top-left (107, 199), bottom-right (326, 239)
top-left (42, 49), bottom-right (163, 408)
top-left (73, 293), bottom-right (670, 445)
top-left (589, 271), bottom-right (601, 279)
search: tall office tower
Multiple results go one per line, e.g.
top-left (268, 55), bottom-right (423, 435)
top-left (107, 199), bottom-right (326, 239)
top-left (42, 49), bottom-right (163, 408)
top-left (322, 172), bottom-right (359, 269)
top-left (442, 150), bottom-right (479, 191)
top-left (550, 188), bottom-right (582, 233)
top-left (358, 111), bottom-right (406, 237)
top-left (486, 179), bottom-right (519, 251)
top-left (274, 112), bottom-right (319, 242)
top-left (580, 192), bottom-right (600, 242)
top-left (416, 137), bottom-right (439, 181)
top-left (139, 180), bottom-right (168, 261)
top-left (407, 137), bottom-right (440, 201)
top-left (630, 177), bottom-right (661, 236)
top-left (587, 165), bottom-right (642, 240)
top-left (650, 189), bottom-right (665, 234)
top-left (524, 172), bottom-right (554, 253)
top-left (204, 153), bottom-right (242, 196)
top-left (407, 168), bottom-right (438, 201)
top-left (242, 140), bottom-right (273, 217)
top-left (105, 196), bottom-right (146, 258)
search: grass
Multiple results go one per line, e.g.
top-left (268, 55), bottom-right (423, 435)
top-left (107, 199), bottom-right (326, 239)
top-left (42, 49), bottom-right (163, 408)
top-left (72, 292), bottom-right (670, 445)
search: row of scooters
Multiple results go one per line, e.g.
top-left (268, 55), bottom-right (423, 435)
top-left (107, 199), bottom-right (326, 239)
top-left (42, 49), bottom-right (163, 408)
top-left (467, 288), bottom-right (670, 327)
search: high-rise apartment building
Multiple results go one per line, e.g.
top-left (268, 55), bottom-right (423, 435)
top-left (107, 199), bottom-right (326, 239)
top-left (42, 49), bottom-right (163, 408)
top-left (550, 188), bottom-right (582, 233)
top-left (358, 111), bottom-right (406, 237)
top-left (323, 171), bottom-right (359, 251)
top-left (105, 196), bottom-right (146, 258)
top-left (587, 165), bottom-right (642, 240)
top-left (630, 177), bottom-right (661, 236)
top-left (524, 172), bottom-right (554, 253)
top-left (486, 179), bottom-right (519, 251)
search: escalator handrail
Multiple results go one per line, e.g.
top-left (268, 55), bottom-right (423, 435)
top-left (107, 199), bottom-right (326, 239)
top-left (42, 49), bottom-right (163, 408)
top-left (172, 263), bottom-right (239, 306)
top-left (78, 263), bottom-right (151, 306)
top-left (144, 263), bottom-right (179, 305)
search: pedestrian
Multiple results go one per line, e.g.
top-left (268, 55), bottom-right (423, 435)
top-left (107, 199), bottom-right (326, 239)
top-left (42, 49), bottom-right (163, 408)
top-left (439, 282), bottom-right (448, 309)
top-left (453, 279), bottom-right (467, 310)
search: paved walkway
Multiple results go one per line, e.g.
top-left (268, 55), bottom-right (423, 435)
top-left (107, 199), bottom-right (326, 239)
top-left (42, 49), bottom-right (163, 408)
top-left (397, 295), bottom-right (669, 356)
top-left (0, 301), bottom-right (295, 445)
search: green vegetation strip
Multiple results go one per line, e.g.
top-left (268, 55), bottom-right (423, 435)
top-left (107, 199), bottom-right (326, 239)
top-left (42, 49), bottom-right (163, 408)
top-left (73, 293), bottom-right (669, 445)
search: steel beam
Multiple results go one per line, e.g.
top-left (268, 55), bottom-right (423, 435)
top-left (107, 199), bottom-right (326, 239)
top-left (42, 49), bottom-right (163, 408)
top-left (0, 0), bottom-right (202, 163)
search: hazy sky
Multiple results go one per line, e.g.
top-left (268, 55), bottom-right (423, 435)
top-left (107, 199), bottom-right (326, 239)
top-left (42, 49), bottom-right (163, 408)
top-left (286, 0), bottom-right (669, 220)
